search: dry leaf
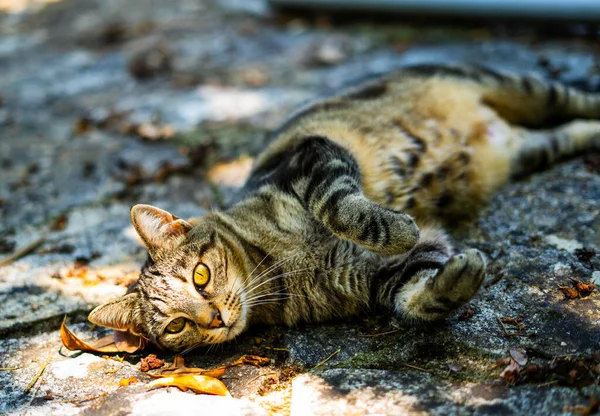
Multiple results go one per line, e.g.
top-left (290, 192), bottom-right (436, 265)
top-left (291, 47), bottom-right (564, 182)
top-left (458, 307), bottom-right (474, 321)
top-left (500, 358), bottom-right (521, 384)
top-left (119, 376), bottom-right (138, 387)
top-left (574, 282), bottom-right (595, 296)
top-left (113, 330), bottom-right (147, 353)
top-left (140, 354), bottom-right (164, 372)
top-left (147, 375), bottom-right (231, 396)
top-left (60, 317), bottom-right (145, 353)
top-left (560, 280), bottom-right (595, 299)
top-left (74, 117), bottom-right (93, 135)
top-left (560, 286), bottom-right (580, 299)
top-left (231, 354), bottom-right (270, 367)
top-left (565, 398), bottom-right (599, 416)
top-left (50, 214), bottom-right (69, 231)
top-left (149, 354), bottom-right (226, 379)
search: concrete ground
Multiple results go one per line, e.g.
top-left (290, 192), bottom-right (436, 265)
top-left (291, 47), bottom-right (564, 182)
top-left (1, 0), bottom-right (599, 414)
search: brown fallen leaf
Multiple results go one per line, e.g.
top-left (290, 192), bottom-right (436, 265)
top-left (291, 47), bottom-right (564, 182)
top-left (560, 280), bottom-right (595, 299)
top-left (574, 282), bottom-right (595, 296)
top-left (565, 397), bottom-right (599, 416)
top-left (147, 375), bottom-right (231, 396)
top-left (230, 354), bottom-right (270, 367)
top-left (149, 354), bottom-right (226, 379)
top-left (50, 214), bottom-right (69, 231)
top-left (560, 286), bottom-right (580, 299)
top-left (60, 317), bottom-right (146, 353)
top-left (458, 307), bottom-right (474, 321)
top-left (140, 354), bottom-right (164, 372)
top-left (500, 358), bottom-right (521, 384)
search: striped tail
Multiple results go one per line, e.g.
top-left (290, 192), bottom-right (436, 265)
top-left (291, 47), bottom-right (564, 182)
top-left (475, 67), bottom-right (600, 125)
top-left (402, 64), bottom-right (600, 126)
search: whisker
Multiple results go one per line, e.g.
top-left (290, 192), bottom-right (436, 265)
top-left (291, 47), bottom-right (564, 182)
top-left (181, 340), bottom-right (204, 355)
top-left (240, 257), bottom-right (292, 293)
top-left (244, 269), bottom-right (310, 297)
top-left (244, 292), bottom-right (309, 305)
top-left (243, 290), bottom-right (289, 303)
top-left (241, 238), bottom-right (282, 287)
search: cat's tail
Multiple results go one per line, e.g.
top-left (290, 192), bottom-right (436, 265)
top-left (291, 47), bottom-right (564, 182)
top-left (403, 64), bottom-right (600, 125)
top-left (473, 66), bottom-right (600, 126)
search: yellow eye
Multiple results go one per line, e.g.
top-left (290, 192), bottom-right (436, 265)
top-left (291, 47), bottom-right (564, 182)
top-left (165, 317), bottom-right (186, 334)
top-left (193, 263), bottom-right (211, 288)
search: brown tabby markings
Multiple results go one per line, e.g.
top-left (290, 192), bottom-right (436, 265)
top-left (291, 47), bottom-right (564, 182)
top-left (89, 64), bottom-right (600, 352)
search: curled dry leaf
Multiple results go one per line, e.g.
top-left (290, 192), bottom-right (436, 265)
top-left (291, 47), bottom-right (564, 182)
top-left (60, 317), bottom-right (145, 353)
top-left (560, 286), bottom-right (580, 299)
top-left (231, 354), bottom-right (270, 367)
top-left (560, 280), bottom-right (595, 299)
top-left (147, 375), bottom-right (231, 397)
top-left (574, 282), bottom-right (595, 296)
top-left (140, 354), bottom-right (164, 372)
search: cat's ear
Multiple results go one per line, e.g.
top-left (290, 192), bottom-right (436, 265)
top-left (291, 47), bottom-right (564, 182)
top-left (88, 293), bottom-right (139, 331)
top-left (130, 204), bottom-right (192, 252)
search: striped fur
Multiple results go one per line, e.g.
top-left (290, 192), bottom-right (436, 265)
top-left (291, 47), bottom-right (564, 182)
top-left (89, 64), bottom-right (600, 352)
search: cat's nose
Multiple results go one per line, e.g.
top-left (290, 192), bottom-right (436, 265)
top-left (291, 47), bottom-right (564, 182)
top-left (208, 309), bottom-right (225, 329)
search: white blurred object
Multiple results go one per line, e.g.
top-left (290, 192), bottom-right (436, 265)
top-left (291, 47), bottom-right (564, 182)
top-left (269, 0), bottom-right (600, 20)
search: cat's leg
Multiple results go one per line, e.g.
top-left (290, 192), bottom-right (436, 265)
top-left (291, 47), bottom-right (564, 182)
top-left (510, 120), bottom-right (600, 178)
top-left (372, 226), bottom-right (486, 320)
top-left (290, 136), bottom-right (419, 254)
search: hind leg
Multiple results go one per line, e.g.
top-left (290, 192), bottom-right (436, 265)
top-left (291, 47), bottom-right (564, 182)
top-left (372, 226), bottom-right (486, 320)
top-left (511, 120), bottom-right (600, 178)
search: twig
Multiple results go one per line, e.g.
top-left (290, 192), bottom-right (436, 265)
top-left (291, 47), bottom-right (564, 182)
top-left (0, 367), bottom-right (19, 371)
top-left (0, 235), bottom-right (46, 268)
top-left (263, 347), bottom-right (290, 352)
top-left (71, 392), bottom-right (108, 405)
top-left (497, 317), bottom-right (509, 336)
top-left (358, 329), bottom-right (400, 338)
top-left (245, 372), bottom-right (278, 386)
top-left (402, 363), bottom-right (431, 373)
top-left (534, 380), bottom-right (559, 387)
top-left (506, 332), bottom-right (536, 338)
top-left (497, 317), bottom-right (535, 337)
top-left (313, 348), bottom-right (341, 369)
top-left (24, 359), bottom-right (51, 394)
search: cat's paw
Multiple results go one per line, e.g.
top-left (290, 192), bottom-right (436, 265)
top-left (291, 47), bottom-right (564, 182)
top-left (431, 249), bottom-right (486, 306)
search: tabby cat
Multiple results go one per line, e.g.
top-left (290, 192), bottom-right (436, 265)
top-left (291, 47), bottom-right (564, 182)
top-left (89, 64), bottom-right (600, 352)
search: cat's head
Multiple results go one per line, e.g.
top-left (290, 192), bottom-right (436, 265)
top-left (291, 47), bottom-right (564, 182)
top-left (88, 204), bottom-right (249, 352)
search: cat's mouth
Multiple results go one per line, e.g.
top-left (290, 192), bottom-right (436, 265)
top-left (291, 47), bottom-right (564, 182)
top-left (223, 316), bottom-right (245, 341)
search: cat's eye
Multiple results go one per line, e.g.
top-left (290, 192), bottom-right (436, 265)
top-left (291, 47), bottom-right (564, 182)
top-left (193, 262), bottom-right (211, 288)
top-left (165, 317), bottom-right (186, 334)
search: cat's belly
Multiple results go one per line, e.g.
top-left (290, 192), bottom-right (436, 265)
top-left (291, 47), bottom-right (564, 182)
top-left (324, 113), bottom-right (512, 221)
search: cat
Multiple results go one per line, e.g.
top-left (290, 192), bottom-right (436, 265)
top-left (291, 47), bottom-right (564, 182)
top-left (89, 64), bottom-right (600, 352)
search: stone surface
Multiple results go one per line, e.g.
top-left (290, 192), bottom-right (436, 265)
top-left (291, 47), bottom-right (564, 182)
top-left (1, 0), bottom-right (599, 414)
top-left (292, 369), bottom-right (592, 416)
